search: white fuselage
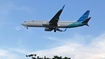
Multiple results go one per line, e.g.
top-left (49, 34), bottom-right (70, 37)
top-left (21, 20), bottom-right (78, 28)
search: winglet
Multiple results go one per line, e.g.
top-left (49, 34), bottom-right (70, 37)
top-left (61, 5), bottom-right (65, 10)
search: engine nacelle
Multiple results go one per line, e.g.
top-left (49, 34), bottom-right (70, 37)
top-left (44, 28), bottom-right (53, 31)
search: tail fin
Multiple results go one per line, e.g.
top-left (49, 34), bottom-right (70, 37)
top-left (77, 10), bottom-right (90, 22)
top-left (82, 17), bottom-right (91, 26)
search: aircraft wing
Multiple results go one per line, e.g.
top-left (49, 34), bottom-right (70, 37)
top-left (49, 5), bottom-right (65, 27)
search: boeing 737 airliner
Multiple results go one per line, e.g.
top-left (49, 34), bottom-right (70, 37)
top-left (21, 5), bottom-right (91, 32)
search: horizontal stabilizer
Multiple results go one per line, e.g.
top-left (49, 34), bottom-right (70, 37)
top-left (77, 10), bottom-right (90, 22)
top-left (82, 17), bottom-right (91, 26)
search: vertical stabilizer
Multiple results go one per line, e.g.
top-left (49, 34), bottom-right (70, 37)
top-left (77, 10), bottom-right (90, 22)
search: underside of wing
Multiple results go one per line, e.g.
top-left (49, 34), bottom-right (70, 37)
top-left (44, 5), bottom-right (65, 32)
top-left (49, 5), bottom-right (65, 27)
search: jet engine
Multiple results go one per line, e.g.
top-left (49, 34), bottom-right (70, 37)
top-left (44, 28), bottom-right (53, 31)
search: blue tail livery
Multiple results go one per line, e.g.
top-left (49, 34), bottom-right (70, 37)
top-left (77, 10), bottom-right (90, 22)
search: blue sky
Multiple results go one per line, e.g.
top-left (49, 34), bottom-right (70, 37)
top-left (0, 0), bottom-right (105, 59)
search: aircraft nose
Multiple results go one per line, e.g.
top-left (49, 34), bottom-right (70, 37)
top-left (21, 23), bottom-right (25, 26)
top-left (21, 21), bottom-right (27, 26)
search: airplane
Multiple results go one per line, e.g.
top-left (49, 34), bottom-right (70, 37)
top-left (21, 5), bottom-right (91, 32)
